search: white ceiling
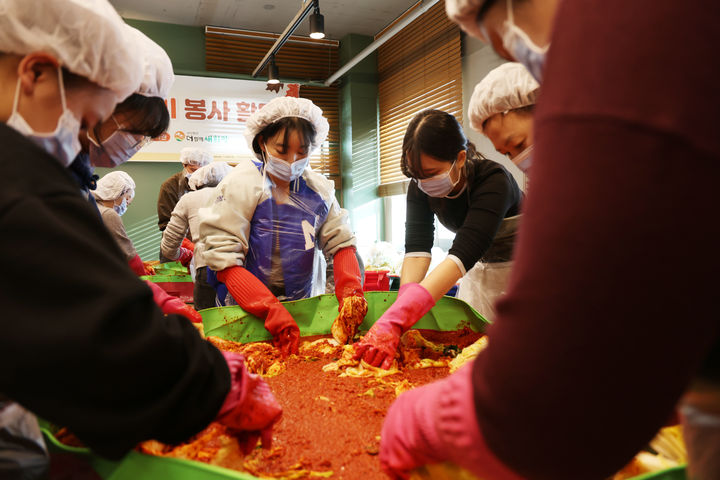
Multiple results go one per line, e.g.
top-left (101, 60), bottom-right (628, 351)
top-left (110, 0), bottom-right (420, 40)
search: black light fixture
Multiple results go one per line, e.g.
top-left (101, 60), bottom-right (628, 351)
top-left (267, 55), bottom-right (280, 85)
top-left (309, 0), bottom-right (325, 39)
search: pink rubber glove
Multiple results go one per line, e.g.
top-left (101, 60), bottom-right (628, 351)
top-left (177, 247), bottom-right (193, 267)
top-left (216, 352), bottom-right (282, 454)
top-left (353, 283), bottom-right (435, 369)
top-left (145, 280), bottom-right (203, 323)
top-left (380, 365), bottom-right (524, 480)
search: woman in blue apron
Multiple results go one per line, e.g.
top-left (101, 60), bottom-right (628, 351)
top-left (200, 97), bottom-right (366, 356)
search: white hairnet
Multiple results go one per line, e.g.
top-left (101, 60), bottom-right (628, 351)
top-left (0, 0), bottom-right (143, 101)
top-left (180, 147), bottom-right (212, 166)
top-left (469, 62), bottom-right (540, 133)
top-left (94, 171), bottom-right (136, 201)
top-left (244, 97), bottom-right (329, 158)
top-left (445, 0), bottom-right (491, 40)
top-left (189, 162), bottom-right (233, 190)
top-left (126, 26), bottom-right (175, 98)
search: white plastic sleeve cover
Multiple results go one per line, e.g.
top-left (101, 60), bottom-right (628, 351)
top-left (447, 254), bottom-right (467, 276)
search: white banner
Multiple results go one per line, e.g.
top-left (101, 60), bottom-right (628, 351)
top-left (132, 75), bottom-right (300, 162)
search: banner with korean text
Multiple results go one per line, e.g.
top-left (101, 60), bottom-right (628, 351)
top-left (131, 75), bottom-right (299, 162)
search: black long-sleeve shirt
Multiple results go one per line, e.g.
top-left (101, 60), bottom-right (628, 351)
top-left (0, 124), bottom-right (229, 459)
top-left (405, 157), bottom-right (522, 272)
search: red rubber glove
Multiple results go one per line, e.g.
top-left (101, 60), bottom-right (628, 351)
top-left (353, 283), bottom-right (435, 369)
top-left (145, 280), bottom-right (203, 323)
top-left (380, 365), bottom-right (523, 480)
top-left (218, 266), bottom-right (299, 356)
top-left (177, 247), bottom-right (193, 267)
top-left (128, 254), bottom-right (147, 276)
top-left (181, 237), bottom-right (195, 253)
top-left (216, 352), bottom-right (282, 454)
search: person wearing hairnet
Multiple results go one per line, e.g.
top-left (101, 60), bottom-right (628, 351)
top-left (94, 170), bottom-right (204, 324)
top-left (68, 26), bottom-right (172, 209)
top-left (468, 62), bottom-right (538, 174)
top-left (0, 1), bottom-right (281, 477)
top-left (376, 0), bottom-right (720, 479)
top-left (353, 109), bottom-right (522, 368)
top-left (427, 62), bottom-right (537, 314)
top-left (162, 162), bottom-right (233, 309)
top-left (157, 147), bottom-right (212, 252)
top-left (200, 97), bottom-right (366, 356)
top-left (92, 171), bottom-right (150, 274)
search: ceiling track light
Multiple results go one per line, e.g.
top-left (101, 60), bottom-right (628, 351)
top-left (309, 0), bottom-right (325, 39)
top-left (267, 55), bottom-right (280, 84)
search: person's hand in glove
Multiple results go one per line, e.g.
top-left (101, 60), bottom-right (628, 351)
top-left (380, 364), bottom-right (523, 480)
top-left (331, 247), bottom-right (368, 344)
top-left (217, 266), bottom-right (299, 356)
top-left (353, 283), bottom-right (435, 369)
top-left (177, 247), bottom-right (193, 267)
top-left (145, 280), bottom-right (203, 323)
top-left (128, 254), bottom-right (148, 276)
top-left (216, 352), bottom-right (282, 454)
top-left (181, 237), bottom-right (195, 253)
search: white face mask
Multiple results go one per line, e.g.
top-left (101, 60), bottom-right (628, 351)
top-left (114, 197), bottom-right (128, 216)
top-left (88, 116), bottom-right (150, 167)
top-left (501, 0), bottom-right (549, 82)
top-left (6, 67), bottom-right (82, 167)
top-left (263, 143), bottom-right (309, 182)
top-left (418, 160), bottom-right (461, 198)
top-left (512, 145), bottom-right (533, 173)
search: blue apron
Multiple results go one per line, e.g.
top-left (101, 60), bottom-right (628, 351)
top-left (210, 163), bottom-right (330, 304)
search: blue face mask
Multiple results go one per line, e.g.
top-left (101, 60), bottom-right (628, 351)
top-left (512, 145), bottom-right (533, 173)
top-left (114, 197), bottom-right (128, 216)
top-left (501, 0), bottom-right (548, 82)
top-left (263, 143), bottom-right (310, 182)
top-left (417, 160), bottom-right (461, 198)
top-left (88, 116), bottom-right (150, 167)
top-left (6, 67), bottom-right (82, 167)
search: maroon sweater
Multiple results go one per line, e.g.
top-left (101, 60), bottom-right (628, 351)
top-left (471, 1), bottom-right (720, 478)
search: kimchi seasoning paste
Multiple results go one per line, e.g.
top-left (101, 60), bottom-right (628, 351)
top-left (249, 355), bottom-right (448, 479)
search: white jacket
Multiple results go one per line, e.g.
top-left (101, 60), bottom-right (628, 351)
top-left (199, 158), bottom-right (355, 273)
top-left (161, 187), bottom-right (217, 269)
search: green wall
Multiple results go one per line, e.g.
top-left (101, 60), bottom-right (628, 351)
top-left (339, 34), bottom-right (383, 245)
top-left (95, 163), bottom-right (182, 260)
top-left (125, 19), bottom-right (205, 72)
top-left (113, 22), bottom-right (384, 259)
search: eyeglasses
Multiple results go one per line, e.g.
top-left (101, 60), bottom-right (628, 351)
top-left (111, 115), bottom-right (152, 150)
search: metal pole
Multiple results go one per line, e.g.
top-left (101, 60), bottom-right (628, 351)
top-left (252, 0), bottom-right (317, 78)
top-left (323, 0), bottom-right (439, 86)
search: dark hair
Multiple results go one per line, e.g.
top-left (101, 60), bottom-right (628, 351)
top-left (477, 0), bottom-right (500, 22)
top-left (401, 109), bottom-right (484, 179)
top-left (252, 117), bottom-right (316, 158)
top-left (60, 66), bottom-right (89, 90)
top-left (113, 94), bottom-right (170, 138)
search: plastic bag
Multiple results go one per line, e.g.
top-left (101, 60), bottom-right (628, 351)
top-left (681, 397), bottom-right (720, 479)
top-left (241, 168), bottom-right (331, 301)
top-left (361, 241), bottom-right (403, 275)
top-left (0, 401), bottom-right (49, 479)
